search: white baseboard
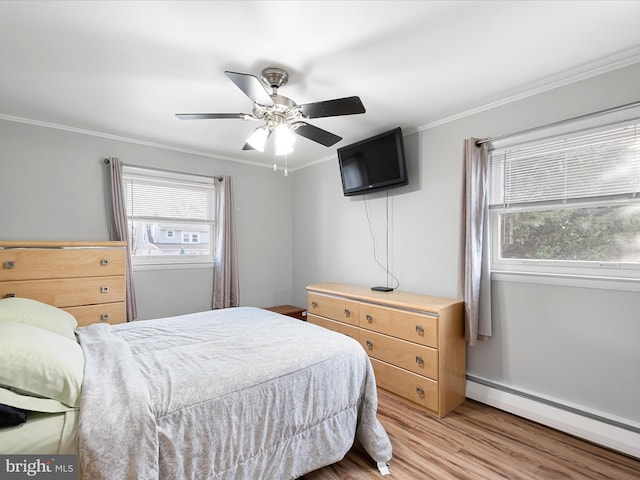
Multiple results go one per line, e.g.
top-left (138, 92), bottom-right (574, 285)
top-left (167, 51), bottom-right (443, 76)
top-left (466, 379), bottom-right (640, 459)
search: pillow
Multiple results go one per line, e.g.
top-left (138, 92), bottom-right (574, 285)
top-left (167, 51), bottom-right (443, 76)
top-left (0, 297), bottom-right (78, 341)
top-left (0, 321), bottom-right (84, 408)
top-left (0, 404), bottom-right (26, 427)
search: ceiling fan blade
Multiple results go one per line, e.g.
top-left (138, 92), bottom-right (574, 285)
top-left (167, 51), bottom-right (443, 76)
top-left (176, 113), bottom-right (253, 120)
top-left (299, 96), bottom-right (365, 119)
top-left (225, 71), bottom-right (274, 106)
top-left (293, 122), bottom-right (342, 147)
top-left (242, 143), bottom-right (255, 151)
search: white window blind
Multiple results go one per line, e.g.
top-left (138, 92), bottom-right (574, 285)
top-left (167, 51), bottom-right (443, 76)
top-left (124, 170), bottom-right (214, 222)
top-left (489, 122), bottom-right (640, 207)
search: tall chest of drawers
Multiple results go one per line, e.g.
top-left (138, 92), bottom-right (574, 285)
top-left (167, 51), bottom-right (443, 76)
top-left (0, 241), bottom-right (127, 326)
top-left (307, 282), bottom-right (465, 418)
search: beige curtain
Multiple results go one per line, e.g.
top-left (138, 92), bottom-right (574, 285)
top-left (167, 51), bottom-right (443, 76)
top-left (213, 176), bottom-right (239, 309)
top-left (107, 157), bottom-right (137, 321)
top-left (457, 139), bottom-right (491, 346)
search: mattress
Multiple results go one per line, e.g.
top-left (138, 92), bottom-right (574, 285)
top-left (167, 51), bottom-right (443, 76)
top-left (0, 409), bottom-right (78, 454)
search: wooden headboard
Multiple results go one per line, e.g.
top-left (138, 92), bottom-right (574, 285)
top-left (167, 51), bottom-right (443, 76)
top-left (0, 241), bottom-right (127, 326)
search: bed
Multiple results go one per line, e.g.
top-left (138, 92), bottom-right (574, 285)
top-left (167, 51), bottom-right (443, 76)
top-left (0, 242), bottom-right (392, 479)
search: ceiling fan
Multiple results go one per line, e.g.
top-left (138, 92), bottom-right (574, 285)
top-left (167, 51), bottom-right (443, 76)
top-left (176, 67), bottom-right (366, 155)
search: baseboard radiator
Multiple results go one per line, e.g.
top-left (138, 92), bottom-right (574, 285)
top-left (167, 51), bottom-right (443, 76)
top-left (466, 376), bottom-right (640, 459)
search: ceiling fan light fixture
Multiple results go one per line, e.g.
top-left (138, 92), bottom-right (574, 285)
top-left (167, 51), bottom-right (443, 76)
top-left (275, 143), bottom-right (294, 156)
top-left (246, 126), bottom-right (269, 152)
top-left (274, 123), bottom-right (295, 155)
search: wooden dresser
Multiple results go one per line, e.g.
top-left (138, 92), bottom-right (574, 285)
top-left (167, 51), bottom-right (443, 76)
top-left (307, 282), bottom-right (465, 418)
top-left (0, 241), bottom-right (127, 326)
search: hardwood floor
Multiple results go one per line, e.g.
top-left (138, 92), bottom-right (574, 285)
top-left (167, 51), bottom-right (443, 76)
top-left (301, 388), bottom-right (640, 480)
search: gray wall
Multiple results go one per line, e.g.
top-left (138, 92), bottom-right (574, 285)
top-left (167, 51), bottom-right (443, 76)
top-left (0, 120), bottom-right (294, 319)
top-left (292, 62), bottom-right (640, 426)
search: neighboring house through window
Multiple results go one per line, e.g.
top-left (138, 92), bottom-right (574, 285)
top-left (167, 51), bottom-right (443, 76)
top-left (122, 166), bottom-right (215, 266)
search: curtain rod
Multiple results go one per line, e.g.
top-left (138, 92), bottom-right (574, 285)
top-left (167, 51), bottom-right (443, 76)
top-left (103, 158), bottom-right (223, 181)
top-left (475, 99), bottom-right (640, 147)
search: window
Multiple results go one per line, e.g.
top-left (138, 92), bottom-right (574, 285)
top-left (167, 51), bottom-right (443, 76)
top-left (123, 166), bottom-right (215, 266)
top-left (180, 232), bottom-right (200, 244)
top-left (489, 120), bottom-right (640, 279)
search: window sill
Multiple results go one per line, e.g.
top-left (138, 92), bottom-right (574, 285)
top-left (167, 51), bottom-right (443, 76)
top-left (132, 262), bottom-right (214, 272)
top-left (491, 270), bottom-right (640, 292)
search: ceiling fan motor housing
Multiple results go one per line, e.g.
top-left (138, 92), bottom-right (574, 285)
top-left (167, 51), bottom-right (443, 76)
top-left (261, 67), bottom-right (289, 90)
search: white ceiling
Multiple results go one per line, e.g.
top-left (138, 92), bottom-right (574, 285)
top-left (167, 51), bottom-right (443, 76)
top-left (1, 0), bottom-right (640, 169)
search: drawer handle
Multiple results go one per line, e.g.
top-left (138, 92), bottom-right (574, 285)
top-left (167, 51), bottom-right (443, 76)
top-left (365, 340), bottom-right (373, 349)
top-left (415, 356), bottom-right (424, 365)
top-left (365, 314), bottom-right (373, 323)
top-left (416, 387), bottom-right (424, 396)
top-left (101, 313), bottom-right (111, 321)
top-left (344, 308), bottom-right (350, 317)
top-left (311, 301), bottom-right (318, 308)
top-left (415, 325), bottom-right (424, 335)
top-left (3, 261), bottom-right (16, 269)
top-left (101, 285), bottom-right (110, 294)
top-left (101, 258), bottom-right (110, 266)
top-left (3, 293), bottom-right (15, 298)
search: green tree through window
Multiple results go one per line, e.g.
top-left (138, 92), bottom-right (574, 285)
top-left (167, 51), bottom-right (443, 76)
top-left (500, 205), bottom-right (640, 262)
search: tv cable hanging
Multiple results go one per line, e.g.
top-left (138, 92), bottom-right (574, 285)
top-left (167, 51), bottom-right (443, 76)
top-left (364, 191), bottom-right (400, 292)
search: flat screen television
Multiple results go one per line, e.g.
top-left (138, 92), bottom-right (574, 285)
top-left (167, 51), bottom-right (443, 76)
top-left (337, 127), bottom-right (408, 196)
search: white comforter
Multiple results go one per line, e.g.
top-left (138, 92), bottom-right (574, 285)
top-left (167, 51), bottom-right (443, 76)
top-left (75, 307), bottom-right (392, 479)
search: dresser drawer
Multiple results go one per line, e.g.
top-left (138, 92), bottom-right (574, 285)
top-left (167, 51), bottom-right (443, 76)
top-left (370, 358), bottom-right (438, 412)
top-left (307, 313), bottom-right (360, 340)
top-left (308, 293), bottom-right (359, 326)
top-left (0, 248), bottom-right (125, 281)
top-left (360, 329), bottom-right (438, 379)
top-left (360, 303), bottom-right (438, 348)
top-left (0, 276), bottom-right (126, 308)
top-left (65, 302), bottom-right (126, 327)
